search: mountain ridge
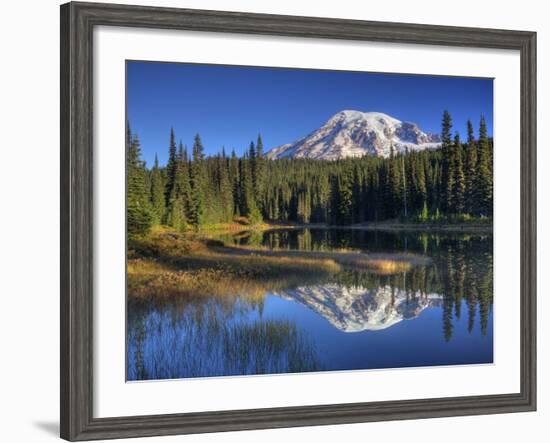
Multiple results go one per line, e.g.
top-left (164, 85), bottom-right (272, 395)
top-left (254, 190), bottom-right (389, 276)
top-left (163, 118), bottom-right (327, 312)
top-left (273, 284), bottom-right (443, 332)
top-left (267, 110), bottom-right (441, 160)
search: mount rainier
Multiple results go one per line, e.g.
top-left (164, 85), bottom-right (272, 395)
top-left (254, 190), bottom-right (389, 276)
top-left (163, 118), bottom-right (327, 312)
top-left (267, 110), bottom-right (441, 160)
top-left (273, 284), bottom-right (443, 333)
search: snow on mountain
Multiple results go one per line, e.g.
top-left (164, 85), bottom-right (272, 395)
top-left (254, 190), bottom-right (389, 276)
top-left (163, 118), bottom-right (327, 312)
top-left (267, 110), bottom-right (441, 160)
top-left (272, 284), bottom-right (443, 332)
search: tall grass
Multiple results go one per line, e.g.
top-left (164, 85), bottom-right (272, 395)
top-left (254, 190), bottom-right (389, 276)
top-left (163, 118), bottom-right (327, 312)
top-left (127, 230), bottom-right (431, 302)
top-left (127, 302), bottom-right (321, 380)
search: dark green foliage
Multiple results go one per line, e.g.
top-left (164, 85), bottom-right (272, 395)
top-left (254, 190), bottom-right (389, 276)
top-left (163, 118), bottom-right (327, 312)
top-left (255, 134), bottom-right (266, 211)
top-left (127, 124), bottom-right (153, 236)
top-left (166, 143), bottom-right (191, 231)
top-left (387, 144), bottom-right (403, 218)
top-left (229, 149), bottom-right (240, 216)
top-left (189, 134), bottom-right (207, 227)
top-left (238, 152), bottom-right (262, 223)
top-left (451, 133), bottom-right (466, 214)
top-left (333, 169), bottom-right (353, 225)
top-left (150, 154), bottom-right (165, 225)
top-left (476, 116), bottom-right (493, 216)
top-left (215, 149), bottom-right (234, 222)
top-left (441, 110), bottom-right (453, 213)
top-left (129, 110), bottom-right (492, 232)
top-left (464, 120), bottom-right (478, 214)
top-left (164, 127), bottom-right (178, 208)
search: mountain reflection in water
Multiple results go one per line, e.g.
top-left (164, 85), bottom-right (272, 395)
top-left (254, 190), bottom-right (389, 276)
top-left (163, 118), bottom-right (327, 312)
top-left (274, 285), bottom-right (442, 332)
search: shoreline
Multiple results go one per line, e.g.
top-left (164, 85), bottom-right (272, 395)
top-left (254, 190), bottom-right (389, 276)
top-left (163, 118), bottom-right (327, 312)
top-left (198, 221), bottom-right (493, 235)
top-left (127, 229), bottom-right (433, 302)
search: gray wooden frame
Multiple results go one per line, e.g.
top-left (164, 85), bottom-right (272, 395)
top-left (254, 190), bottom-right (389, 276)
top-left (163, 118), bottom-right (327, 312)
top-left (60, 1), bottom-right (537, 441)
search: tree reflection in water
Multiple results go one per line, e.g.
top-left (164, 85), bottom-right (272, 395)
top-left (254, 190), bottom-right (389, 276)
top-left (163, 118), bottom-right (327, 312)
top-left (127, 229), bottom-right (493, 381)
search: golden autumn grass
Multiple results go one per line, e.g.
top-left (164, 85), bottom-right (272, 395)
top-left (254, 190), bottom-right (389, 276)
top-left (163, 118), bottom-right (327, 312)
top-left (196, 217), bottom-right (297, 237)
top-left (127, 228), bottom-right (430, 301)
top-left (128, 229), bottom-right (341, 301)
top-left (206, 242), bottom-right (427, 274)
top-left (127, 257), bottom-right (337, 302)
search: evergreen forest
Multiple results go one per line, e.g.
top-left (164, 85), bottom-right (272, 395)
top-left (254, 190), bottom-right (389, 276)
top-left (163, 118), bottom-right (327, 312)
top-left (127, 110), bottom-right (493, 236)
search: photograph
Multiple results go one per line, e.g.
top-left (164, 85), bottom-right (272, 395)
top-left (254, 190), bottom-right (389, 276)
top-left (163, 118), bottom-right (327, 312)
top-left (0, 0), bottom-right (543, 441)
top-left (126, 61), bottom-right (494, 381)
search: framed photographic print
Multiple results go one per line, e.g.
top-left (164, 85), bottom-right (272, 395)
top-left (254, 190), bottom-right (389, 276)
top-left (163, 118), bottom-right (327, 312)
top-left (60, 1), bottom-right (537, 441)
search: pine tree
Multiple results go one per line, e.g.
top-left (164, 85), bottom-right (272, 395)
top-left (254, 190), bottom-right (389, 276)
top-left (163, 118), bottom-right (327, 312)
top-left (127, 128), bottom-right (153, 236)
top-left (451, 133), bottom-right (466, 214)
top-left (150, 154), bottom-right (165, 225)
top-left (297, 189), bottom-right (312, 224)
top-left (255, 134), bottom-right (266, 211)
top-left (335, 169), bottom-right (354, 225)
top-left (357, 175), bottom-right (366, 222)
top-left (189, 134), bottom-right (206, 227)
top-left (167, 195), bottom-right (186, 231)
top-left (248, 141), bottom-right (257, 192)
top-left (351, 164), bottom-right (362, 223)
top-left (401, 151), bottom-right (408, 218)
top-left (166, 143), bottom-right (191, 230)
top-left (387, 145), bottom-right (402, 218)
top-left (477, 116), bottom-right (493, 216)
top-left (441, 110), bottom-right (453, 148)
top-left (416, 154), bottom-right (427, 217)
top-left (239, 152), bottom-right (261, 224)
top-left (464, 120), bottom-right (478, 214)
top-left (174, 143), bottom-right (191, 203)
top-left (165, 127), bottom-right (178, 208)
top-left (217, 150), bottom-right (234, 222)
top-left (441, 110), bottom-right (453, 213)
top-left (229, 149), bottom-right (240, 216)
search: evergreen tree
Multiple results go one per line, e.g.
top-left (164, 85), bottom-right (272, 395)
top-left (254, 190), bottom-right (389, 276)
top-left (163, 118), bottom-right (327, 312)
top-left (248, 141), bottom-right (257, 192)
top-left (451, 133), bottom-right (466, 214)
top-left (239, 152), bottom-right (261, 223)
top-left (351, 164), bottom-right (362, 223)
top-left (150, 153), bottom-right (165, 225)
top-left (441, 110), bottom-right (453, 213)
top-left (127, 128), bottom-right (153, 236)
top-left (217, 150), bottom-right (234, 222)
top-left (189, 134), bottom-right (206, 227)
top-left (296, 189), bottom-right (311, 223)
top-left (464, 120), bottom-right (478, 214)
top-left (416, 155), bottom-right (427, 217)
top-left (255, 134), bottom-right (266, 210)
top-left (174, 143), bottom-right (191, 203)
top-left (477, 116), bottom-right (493, 216)
top-left (229, 149), bottom-right (240, 216)
top-left (335, 169), bottom-right (353, 225)
top-left (165, 127), bottom-right (178, 208)
top-left (387, 145), bottom-right (402, 218)
top-left (166, 143), bottom-right (191, 230)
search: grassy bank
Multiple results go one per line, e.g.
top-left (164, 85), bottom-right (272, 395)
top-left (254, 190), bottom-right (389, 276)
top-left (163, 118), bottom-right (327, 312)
top-left (128, 227), bottom-right (431, 302)
top-left (196, 217), bottom-right (493, 234)
top-left (128, 228), bottom-right (341, 302)
top-left (196, 217), bottom-right (295, 236)
top-left (170, 216), bottom-right (493, 236)
top-left (208, 241), bottom-right (429, 274)
top-left (265, 221), bottom-right (492, 233)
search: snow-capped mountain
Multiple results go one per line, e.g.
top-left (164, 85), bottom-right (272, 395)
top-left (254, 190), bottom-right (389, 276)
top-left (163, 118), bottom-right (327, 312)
top-left (267, 110), bottom-right (441, 160)
top-left (273, 284), bottom-right (443, 332)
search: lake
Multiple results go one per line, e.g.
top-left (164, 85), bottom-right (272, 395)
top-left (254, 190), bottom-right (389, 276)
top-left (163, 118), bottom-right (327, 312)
top-left (127, 228), bottom-right (493, 381)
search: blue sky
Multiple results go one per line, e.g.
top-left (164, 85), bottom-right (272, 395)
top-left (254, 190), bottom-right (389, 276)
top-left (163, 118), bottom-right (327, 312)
top-left (127, 61), bottom-right (493, 167)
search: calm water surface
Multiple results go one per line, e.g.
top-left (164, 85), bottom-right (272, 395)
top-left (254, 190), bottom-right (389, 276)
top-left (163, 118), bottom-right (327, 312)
top-left (127, 228), bottom-right (493, 381)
